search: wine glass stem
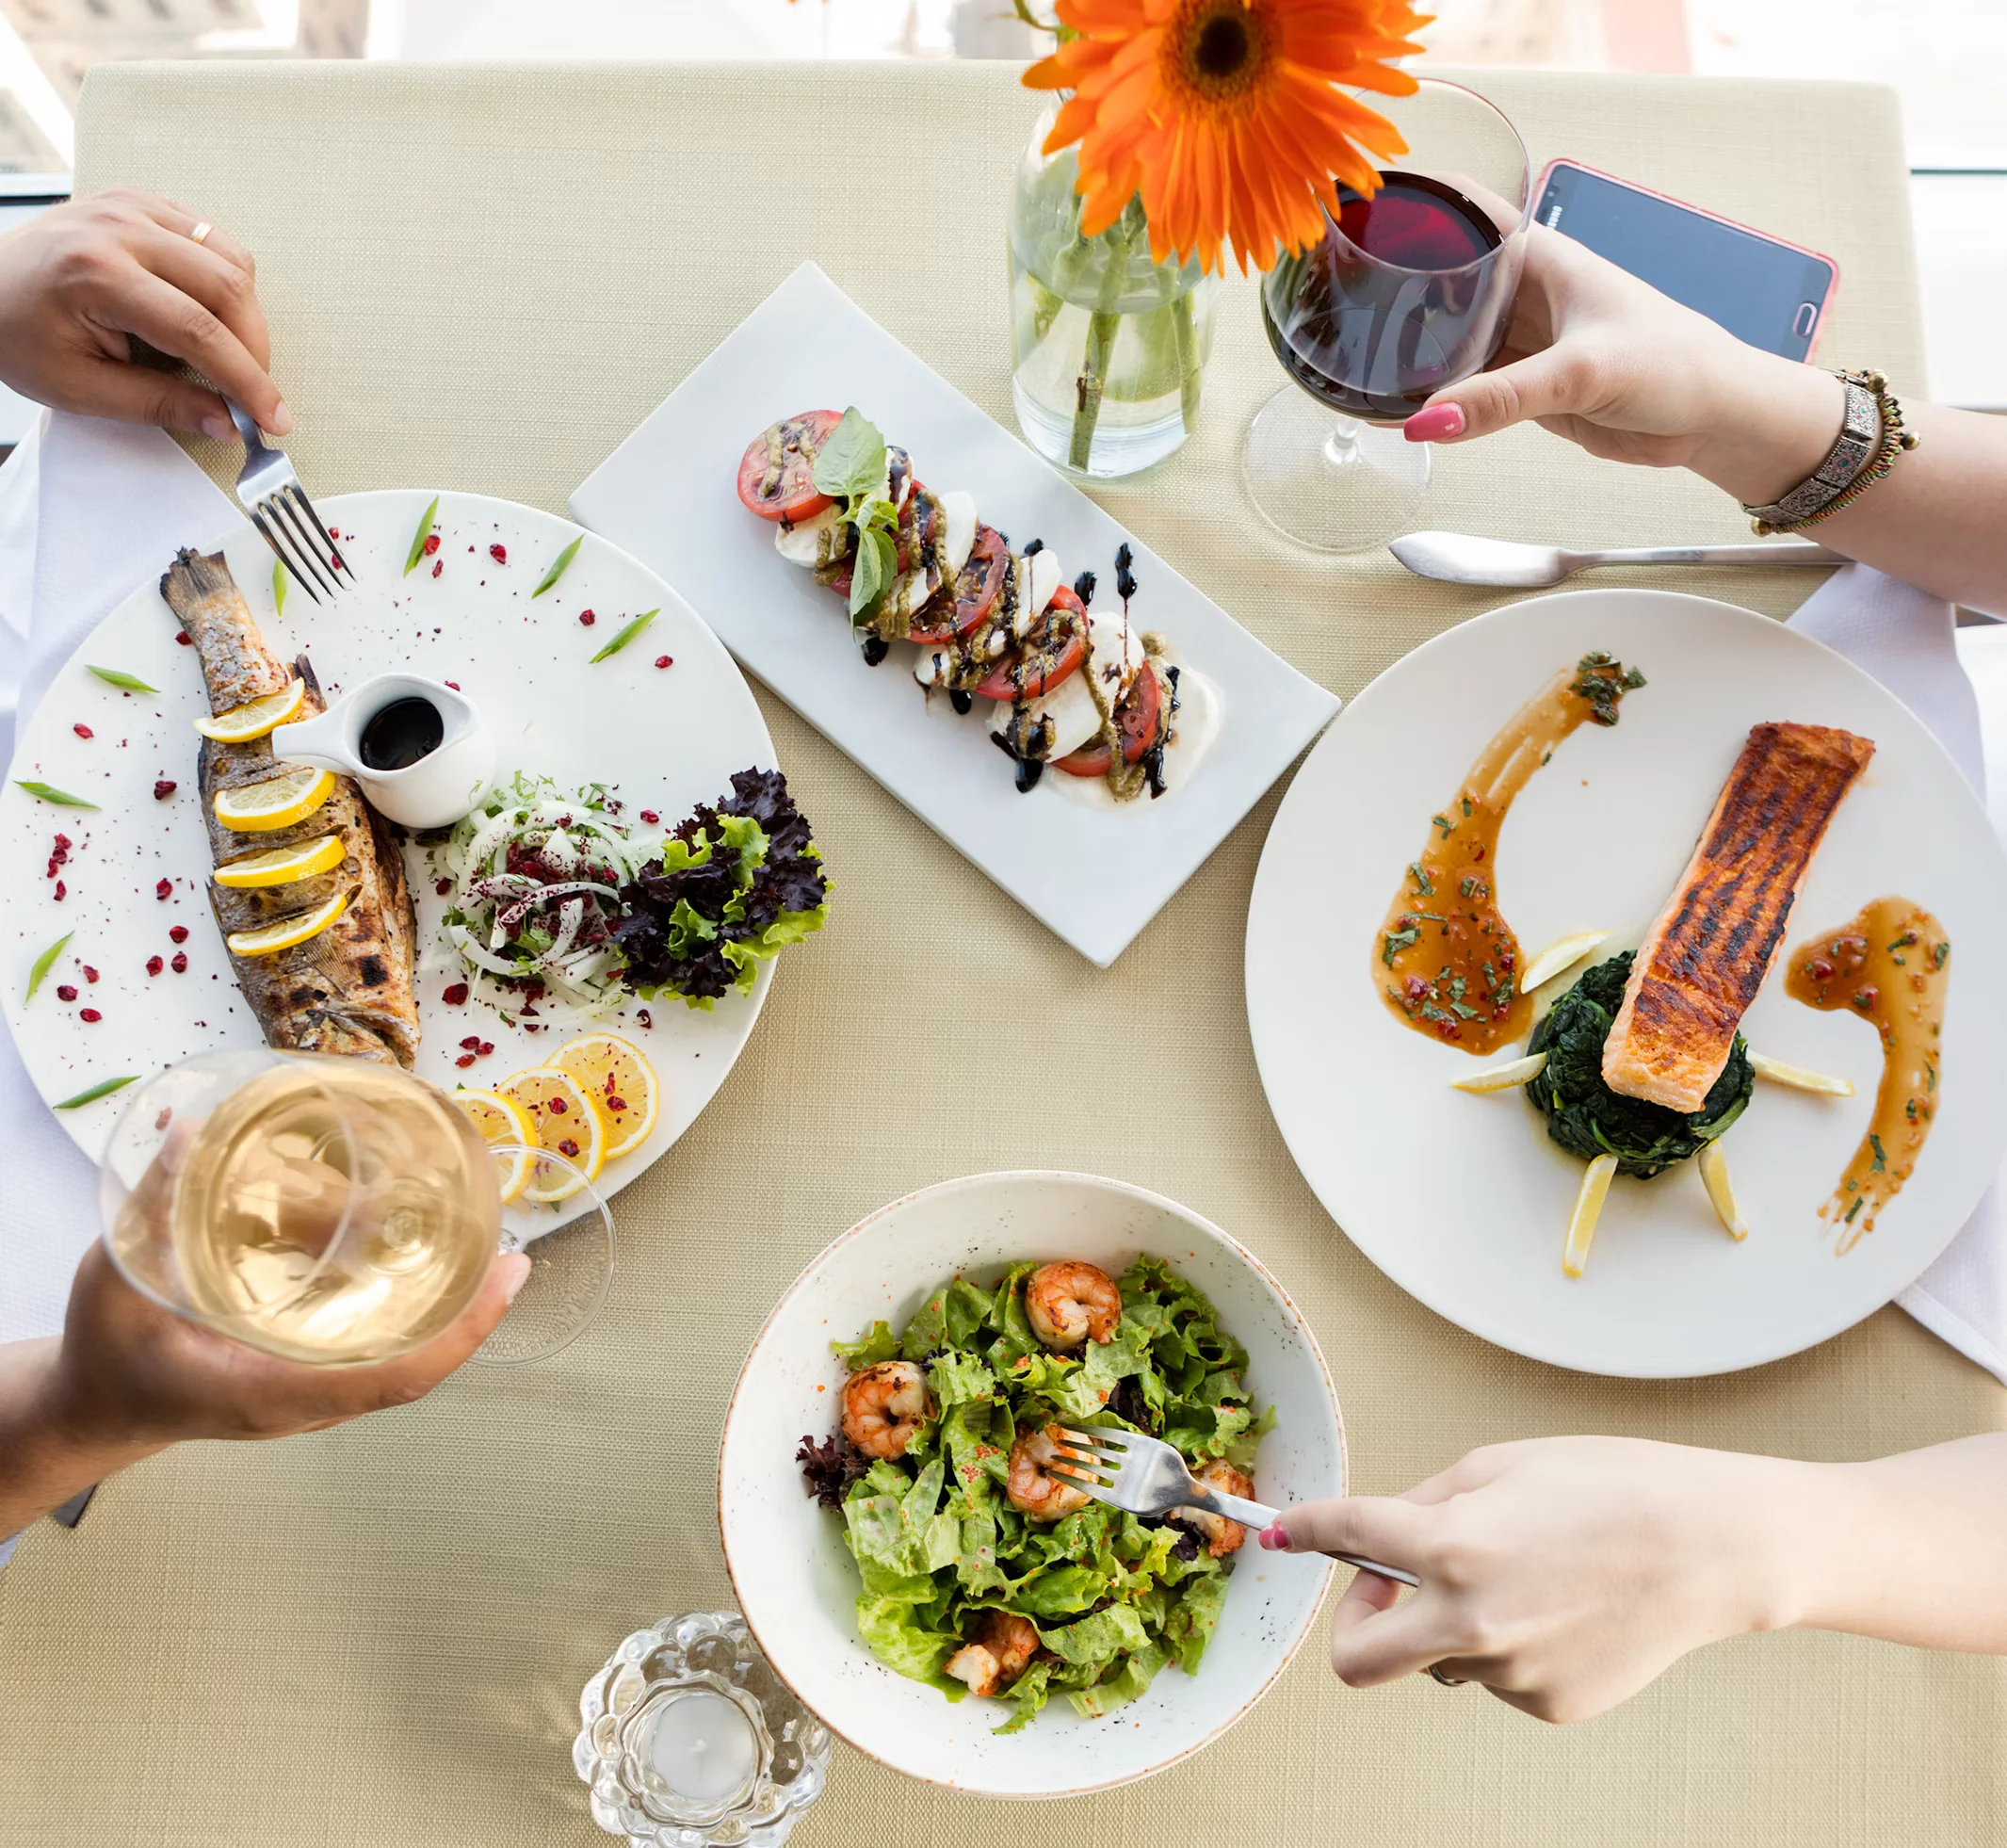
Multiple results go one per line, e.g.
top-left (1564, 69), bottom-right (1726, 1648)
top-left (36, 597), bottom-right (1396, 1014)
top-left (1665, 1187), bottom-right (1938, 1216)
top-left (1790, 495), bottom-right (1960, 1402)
top-left (1323, 417), bottom-right (1366, 467)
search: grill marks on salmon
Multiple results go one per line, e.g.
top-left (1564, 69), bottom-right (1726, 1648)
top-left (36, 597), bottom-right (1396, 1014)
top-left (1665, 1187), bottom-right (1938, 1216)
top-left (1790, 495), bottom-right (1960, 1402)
top-left (161, 547), bottom-right (421, 1068)
top-left (1602, 721), bottom-right (1875, 1113)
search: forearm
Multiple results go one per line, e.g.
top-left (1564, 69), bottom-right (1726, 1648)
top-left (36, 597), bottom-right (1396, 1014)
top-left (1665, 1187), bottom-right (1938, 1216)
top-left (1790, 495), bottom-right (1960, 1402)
top-left (1690, 351), bottom-right (2007, 615)
top-left (0, 1337), bottom-right (164, 1539)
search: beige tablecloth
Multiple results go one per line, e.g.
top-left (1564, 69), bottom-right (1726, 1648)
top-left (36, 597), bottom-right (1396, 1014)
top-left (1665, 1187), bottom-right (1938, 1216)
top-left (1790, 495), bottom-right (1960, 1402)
top-left (2, 59), bottom-right (2000, 1848)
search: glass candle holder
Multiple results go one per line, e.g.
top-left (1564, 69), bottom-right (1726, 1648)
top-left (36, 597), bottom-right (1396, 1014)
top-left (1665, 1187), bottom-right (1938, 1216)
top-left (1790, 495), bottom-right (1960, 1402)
top-left (574, 1611), bottom-right (830, 1847)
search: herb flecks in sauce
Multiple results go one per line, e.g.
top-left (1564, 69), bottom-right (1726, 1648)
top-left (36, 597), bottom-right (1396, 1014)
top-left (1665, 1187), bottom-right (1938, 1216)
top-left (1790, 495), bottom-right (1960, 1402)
top-left (1785, 896), bottom-right (1949, 1252)
top-left (1376, 654), bottom-right (1644, 1054)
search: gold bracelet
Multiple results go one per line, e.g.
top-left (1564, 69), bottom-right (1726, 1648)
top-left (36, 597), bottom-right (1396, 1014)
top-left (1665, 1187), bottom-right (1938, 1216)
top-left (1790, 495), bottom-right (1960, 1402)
top-left (1746, 369), bottom-right (1919, 536)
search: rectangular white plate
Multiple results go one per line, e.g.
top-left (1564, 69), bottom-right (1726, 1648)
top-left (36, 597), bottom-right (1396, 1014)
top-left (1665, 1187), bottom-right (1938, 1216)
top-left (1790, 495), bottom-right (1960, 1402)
top-left (571, 262), bottom-right (1339, 966)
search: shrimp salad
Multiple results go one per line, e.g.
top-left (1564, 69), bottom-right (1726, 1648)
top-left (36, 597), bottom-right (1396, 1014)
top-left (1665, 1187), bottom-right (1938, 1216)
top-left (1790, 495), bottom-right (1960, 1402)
top-left (795, 1256), bottom-right (1271, 1733)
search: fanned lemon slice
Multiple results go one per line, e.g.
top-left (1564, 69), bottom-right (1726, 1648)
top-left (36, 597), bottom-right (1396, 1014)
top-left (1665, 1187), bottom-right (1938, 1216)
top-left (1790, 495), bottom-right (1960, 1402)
top-left (548, 1031), bottom-right (659, 1157)
top-left (1698, 1142), bottom-right (1748, 1241)
top-left (1521, 931), bottom-right (1610, 995)
top-left (213, 835), bottom-right (347, 888)
top-left (1749, 1052), bottom-right (1854, 1097)
top-left (495, 1065), bottom-right (605, 1199)
top-left (213, 763), bottom-right (336, 833)
top-left (1562, 1153), bottom-right (1620, 1278)
top-left (1450, 1050), bottom-right (1546, 1094)
top-left (194, 677), bottom-right (306, 742)
top-left (452, 1087), bottom-right (536, 1205)
top-left (224, 888), bottom-right (349, 958)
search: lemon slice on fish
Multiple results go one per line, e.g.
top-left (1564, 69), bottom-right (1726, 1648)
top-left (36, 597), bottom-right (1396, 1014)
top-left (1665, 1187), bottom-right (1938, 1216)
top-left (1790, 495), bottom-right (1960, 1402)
top-left (213, 835), bottom-right (347, 888)
top-left (213, 763), bottom-right (336, 833)
top-left (1749, 1052), bottom-right (1854, 1097)
top-left (548, 1032), bottom-right (658, 1157)
top-left (495, 1066), bottom-right (605, 1199)
top-left (1698, 1142), bottom-right (1748, 1241)
top-left (1450, 1050), bottom-right (1546, 1093)
top-left (1562, 1153), bottom-right (1619, 1278)
top-left (1520, 931), bottom-right (1610, 995)
top-left (193, 677), bottom-right (306, 742)
top-left (452, 1087), bottom-right (536, 1205)
top-left (224, 888), bottom-right (349, 958)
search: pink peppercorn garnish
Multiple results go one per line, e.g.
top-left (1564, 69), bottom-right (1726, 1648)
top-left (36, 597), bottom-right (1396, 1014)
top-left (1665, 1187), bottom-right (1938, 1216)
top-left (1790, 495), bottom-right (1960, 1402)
top-left (174, 632), bottom-right (192, 646)
top-left (607, 1095), bottom-right (627, 1112)
top-left (444, 680), bottom-right (460, 690)
top-left (73, 723), bottom-right (92, 739)
top-left (82, 965), bottom-right (98, 982)
top-left (547, 1095), bottom-right (568, 1115)
top-left (655, 656), bottom-right (673, 670)
top-left (56, 984), bottom-right (76, 1002)
top-left (155, 879), bottom-right (172, 900)
top-left (424, 533), bottom-right (441, 557)
top-left (431, 559), bottom-right (443, 579)
top-left (477, 1041), bottom-right (494, 1056)
top-left (635, 1009), bottom-right (651, 1029)
top-left (455, 1053), bottom-right (476, 1069)
top-left (154, 779), bottom-right (176, 800)
top-left (79, 1008), bottom-right (101, 1023)
top-left (579, 609), bottom-right (596, 626)
top-left (442, 982), bottom-right (469, 1005)
top-left (146, 955), bottom-right (164, 976)
top-left (490, 543), bottom-right (507, 563)
top-left (170, 952), bottom-right (187, 974)
top-left (435, 877), bottom-right (452, 896)
top-left (639, 810), bottom-right (659, 825)
top-left (558, 1139), bottom-right (579, 1159)
top-left (169, 925), bottom-right (189, 944)
top-left (54, 833), bottom-right (71, 851)
top-left (460, 1035), bottom-right (481, 1051)
top-left (53, 881), bottom-right (65, 901)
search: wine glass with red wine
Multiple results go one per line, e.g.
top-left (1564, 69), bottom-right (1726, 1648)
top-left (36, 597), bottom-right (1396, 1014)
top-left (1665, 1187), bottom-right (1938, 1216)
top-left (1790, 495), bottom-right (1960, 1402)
top-left (1246, 79), bottom-right (1532, 553)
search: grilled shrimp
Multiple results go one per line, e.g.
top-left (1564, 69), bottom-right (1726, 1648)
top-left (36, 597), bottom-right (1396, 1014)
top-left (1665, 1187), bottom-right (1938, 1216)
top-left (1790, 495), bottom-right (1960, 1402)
top-left (944, 1610), bottom-right (1040, 1699)
top-left (1169, 1459), bottom-right (1255, 1557)
top-left (841, 1359), bottom-right (933, 1461)
top-left (1024, 1259), bottom-right (1122, 1351)
top-left (1006, 1422), bottom-right (1092, 1522)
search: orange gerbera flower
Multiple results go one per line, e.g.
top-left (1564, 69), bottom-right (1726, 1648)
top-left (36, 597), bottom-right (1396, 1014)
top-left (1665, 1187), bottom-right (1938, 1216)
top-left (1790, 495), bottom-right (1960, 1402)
top-left (1025, 0), bottom-right (1429, 275)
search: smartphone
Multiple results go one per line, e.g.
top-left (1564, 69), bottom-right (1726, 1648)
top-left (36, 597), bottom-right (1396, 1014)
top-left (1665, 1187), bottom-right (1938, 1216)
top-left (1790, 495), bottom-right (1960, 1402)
top-left (1532, 159), bottom-right (1838, 361)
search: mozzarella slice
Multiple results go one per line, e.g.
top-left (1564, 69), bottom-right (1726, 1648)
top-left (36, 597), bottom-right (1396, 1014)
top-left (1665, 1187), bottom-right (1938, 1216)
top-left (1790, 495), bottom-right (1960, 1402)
top-left (774, 503), bottom-right (846, 568)
top-left (990, 608), bottom-right (1144, 762)
top-left (939, 492), bottom-right (978, 577)
top-left (1000, 548), bottom-right (1062, 641)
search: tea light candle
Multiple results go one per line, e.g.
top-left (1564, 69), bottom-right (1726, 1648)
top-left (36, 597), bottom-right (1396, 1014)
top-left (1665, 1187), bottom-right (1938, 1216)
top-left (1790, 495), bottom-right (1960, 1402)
top-left (646, 1690), bottom-right (758, 1805)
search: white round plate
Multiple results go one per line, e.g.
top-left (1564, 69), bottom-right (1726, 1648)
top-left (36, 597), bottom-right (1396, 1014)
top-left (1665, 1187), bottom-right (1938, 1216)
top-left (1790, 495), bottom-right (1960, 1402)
top-left (0, 490), bottom-right (778, 1191)
top-left (717, 1171), bottom-right (1344, 1798)
top-left (1247, 590), bottom-right (2007, 1378)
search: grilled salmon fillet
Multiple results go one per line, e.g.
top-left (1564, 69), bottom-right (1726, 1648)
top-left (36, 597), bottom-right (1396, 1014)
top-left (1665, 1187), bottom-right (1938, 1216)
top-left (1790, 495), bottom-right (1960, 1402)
top-left (161, 547), bottom-right (420, 1068)
top-left (1602, 721), bottom-right (1874, 1113)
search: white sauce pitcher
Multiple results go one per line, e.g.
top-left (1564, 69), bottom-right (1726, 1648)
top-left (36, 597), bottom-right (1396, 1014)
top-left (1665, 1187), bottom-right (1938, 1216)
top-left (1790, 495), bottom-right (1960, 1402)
top-left (271, 673), bottom-right (494, 829)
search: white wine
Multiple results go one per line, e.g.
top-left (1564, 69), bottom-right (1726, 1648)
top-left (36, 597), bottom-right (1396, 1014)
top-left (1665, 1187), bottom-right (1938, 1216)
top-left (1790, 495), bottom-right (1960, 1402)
top-left (132, 1058), bottom-right (500, 1366)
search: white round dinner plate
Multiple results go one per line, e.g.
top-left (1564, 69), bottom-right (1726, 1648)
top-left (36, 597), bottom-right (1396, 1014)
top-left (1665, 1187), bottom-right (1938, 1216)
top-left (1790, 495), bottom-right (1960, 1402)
top-left (1247, 589), bottom-right (2007, 1378)
top-left (717, 1171), bottom-right (1344, 1798)
top-left (0, 490), bottom-right (778, 1191)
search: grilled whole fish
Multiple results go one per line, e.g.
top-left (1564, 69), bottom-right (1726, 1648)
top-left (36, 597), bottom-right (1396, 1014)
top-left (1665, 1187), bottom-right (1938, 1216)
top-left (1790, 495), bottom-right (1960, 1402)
top-left (161, 547), bottom-right (420, 1067)
top-left (1602, 721), bottom-right (1874, 1113)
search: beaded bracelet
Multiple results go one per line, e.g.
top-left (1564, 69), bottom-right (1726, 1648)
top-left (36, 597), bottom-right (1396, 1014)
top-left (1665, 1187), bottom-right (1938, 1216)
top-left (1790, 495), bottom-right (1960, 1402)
top-left (1743, 369), bottom-right (1919, 536)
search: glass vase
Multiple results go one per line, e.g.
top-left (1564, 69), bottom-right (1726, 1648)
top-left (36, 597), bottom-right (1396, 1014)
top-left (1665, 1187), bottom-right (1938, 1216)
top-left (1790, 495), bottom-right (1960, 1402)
top-left (1008, 105), bottom-right (1217, 479)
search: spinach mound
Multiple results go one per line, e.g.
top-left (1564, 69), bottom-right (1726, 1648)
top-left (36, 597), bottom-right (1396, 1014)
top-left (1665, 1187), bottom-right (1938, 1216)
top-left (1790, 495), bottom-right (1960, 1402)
top-left (1526, 952), bottom-right (1752, 1178)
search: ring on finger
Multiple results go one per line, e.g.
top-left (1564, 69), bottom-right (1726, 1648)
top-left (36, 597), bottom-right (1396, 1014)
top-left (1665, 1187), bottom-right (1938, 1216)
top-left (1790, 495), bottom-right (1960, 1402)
top-left (189, 220), bottom-right (214, 246)
top-left (1425, 1663), bottom-right (1468, 1687)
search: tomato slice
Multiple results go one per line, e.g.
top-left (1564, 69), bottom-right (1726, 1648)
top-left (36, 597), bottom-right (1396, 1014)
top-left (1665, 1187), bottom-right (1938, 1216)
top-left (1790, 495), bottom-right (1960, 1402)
top-left (976, 586), bottom-right (1087, 703)
top-left (909, 524), bottom-right (1006, 644)
top-left (737, 409), bottom-right (841, 522)
top-left (1057, 660), bottom-right (1167, 777)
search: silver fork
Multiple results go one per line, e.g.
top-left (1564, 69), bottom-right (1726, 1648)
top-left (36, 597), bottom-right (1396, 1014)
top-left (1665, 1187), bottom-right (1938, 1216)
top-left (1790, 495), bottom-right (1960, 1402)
top-left (225, 398), bottom-right (353, 604)
top-left (1051, 1423), bottom-right (1419, 1588)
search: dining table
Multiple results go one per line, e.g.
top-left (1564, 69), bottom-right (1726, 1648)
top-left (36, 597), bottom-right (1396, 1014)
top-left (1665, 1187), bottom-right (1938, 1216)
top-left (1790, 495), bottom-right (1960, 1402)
top-left (2, 55), bottom-right (2001, 1848)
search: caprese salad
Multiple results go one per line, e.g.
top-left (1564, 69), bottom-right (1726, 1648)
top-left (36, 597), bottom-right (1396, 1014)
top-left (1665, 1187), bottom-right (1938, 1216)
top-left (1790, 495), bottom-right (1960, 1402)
top-left (736, 406), bottom-right (1184, 800)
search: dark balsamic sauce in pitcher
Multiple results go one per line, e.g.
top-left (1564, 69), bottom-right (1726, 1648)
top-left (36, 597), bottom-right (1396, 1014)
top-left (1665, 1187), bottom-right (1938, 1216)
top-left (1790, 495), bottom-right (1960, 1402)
top-left (359, 697), bottom-right (445, 771)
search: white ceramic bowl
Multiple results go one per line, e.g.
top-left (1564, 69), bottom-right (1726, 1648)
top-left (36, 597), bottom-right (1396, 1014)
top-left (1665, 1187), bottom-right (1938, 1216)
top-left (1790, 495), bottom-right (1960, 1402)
top-left (716, 1171), bottom-right (1344, 1799)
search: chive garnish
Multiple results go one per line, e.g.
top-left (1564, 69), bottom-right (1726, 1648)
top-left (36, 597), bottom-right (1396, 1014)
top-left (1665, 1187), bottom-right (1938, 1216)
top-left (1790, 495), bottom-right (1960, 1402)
top-left (24, 932), bottom-right (72, 1002)
top-left (55, 1075), bottom-right (138, 1110)
top-left (403, 495), bottom-right (441, 576)
top-left (1869, 1133), bottom-right (1887, 1174)
top-left (532, 536), bottom-right (583, 598)
top-left (87, 666), bottom-right (158, 693)
top-left (15, 782), bottom-right (97, 807)
top-left (590, 608), bottom-right (658, 663)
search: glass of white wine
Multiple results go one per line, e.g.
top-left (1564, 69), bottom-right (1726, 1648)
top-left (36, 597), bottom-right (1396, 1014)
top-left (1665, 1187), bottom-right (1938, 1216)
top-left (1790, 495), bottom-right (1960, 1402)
top-left (98, 1047), bottom-right (614, 1369)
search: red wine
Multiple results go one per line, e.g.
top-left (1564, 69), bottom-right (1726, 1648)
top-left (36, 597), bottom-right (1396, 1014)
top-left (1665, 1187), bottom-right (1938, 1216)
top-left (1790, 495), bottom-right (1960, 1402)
top-left (1262, 171), bottom-right (1513, 424)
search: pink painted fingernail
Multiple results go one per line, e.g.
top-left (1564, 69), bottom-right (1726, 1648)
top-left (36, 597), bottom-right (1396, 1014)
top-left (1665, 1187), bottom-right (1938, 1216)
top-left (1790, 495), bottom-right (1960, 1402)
top-left (1258, 1524), bottom-right (1291, 1551)
top-left (1404, 402), bottom-right (1465, 443)
top-left (201, 413), bottom-right (234, 444)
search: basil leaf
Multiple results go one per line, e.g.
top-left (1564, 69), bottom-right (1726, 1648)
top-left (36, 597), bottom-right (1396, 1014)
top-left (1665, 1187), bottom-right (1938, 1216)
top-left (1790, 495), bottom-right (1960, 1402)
top-left (403, 495), bottom-right (440, 575)
top-left (849, 527), bottom-right (895, 620)
top-left (25, 932), bottom-right (73, 1002)
top-left (532, 535), bottom-right (583, 598)
top-left (811, 407), bottom-right (886, 501)
top-left (55, 1075), bottom-right (139, 1110)
top-left (590, 608), bottom-right (657, 663)
top-left (15, 781), bottom-right (98, 808)
top-left (272, 557), bottom-right (287, 615)
top-left (87, 666), bottom-right (159, 693)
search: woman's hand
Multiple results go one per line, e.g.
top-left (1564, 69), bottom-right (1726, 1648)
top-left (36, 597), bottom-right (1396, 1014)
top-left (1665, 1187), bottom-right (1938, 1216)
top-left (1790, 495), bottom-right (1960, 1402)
top-left (1402, 225), bottom-right (1845, 509)
top-left (0, 188), bottom-right (289, 441)
top-left (1263, 1436), bottom-right (1816, 1723)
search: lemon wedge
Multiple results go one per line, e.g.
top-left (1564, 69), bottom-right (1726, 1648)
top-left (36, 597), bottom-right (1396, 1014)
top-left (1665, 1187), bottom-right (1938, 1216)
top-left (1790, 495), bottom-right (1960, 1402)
top-left (1698, 1142), bottom-right (1748, 1241)
top-left (1749, 1052), bottom-right (1854, 1097)
top-left (495, 1065), bottom-right (605, 1200)
top-left (1451, 1050), bottom-right (1546, 1094)
top-left (194, 677), bottom-right (306, 742)
top-left (213, 763), bottom-right (336, 834)
top-left (1520, 931), bottom-right (1610, 995)
top-left (224, 888), bottom-right (349, 958)
top-left (1562, 1153), bottom-right (1620, 1278)
top-left (452, 1087), bottom-right (536, 1205)
top-left (213, 835), bottom-right (347, 888)
top-left (548, 1031), bottom-right (659, 1158)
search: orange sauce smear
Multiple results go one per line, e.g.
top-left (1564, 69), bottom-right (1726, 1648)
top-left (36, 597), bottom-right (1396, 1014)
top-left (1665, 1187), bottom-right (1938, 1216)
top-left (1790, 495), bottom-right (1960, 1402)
top-left (1375, 655), bottom-right (1644, 1057)
top-left (1785, 896), bottom-right (1950, 1253)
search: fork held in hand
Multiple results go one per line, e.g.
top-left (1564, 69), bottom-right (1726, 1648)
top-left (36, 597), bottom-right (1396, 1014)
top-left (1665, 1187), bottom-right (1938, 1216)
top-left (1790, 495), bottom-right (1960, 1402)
top-left (225, 398), bottom-right (353, 604)
top-left (1050, 1423), bottom-right (1419, 1589)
